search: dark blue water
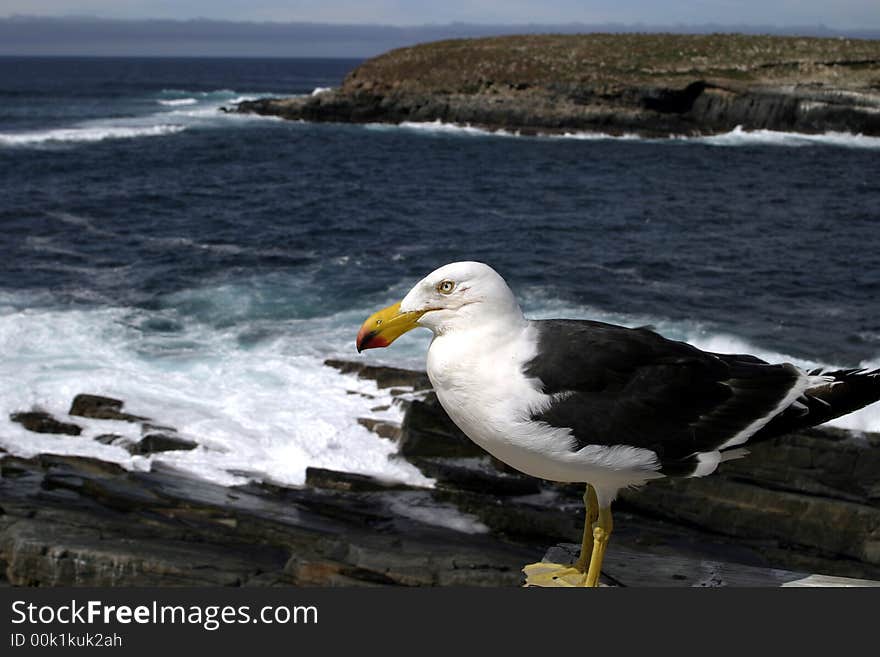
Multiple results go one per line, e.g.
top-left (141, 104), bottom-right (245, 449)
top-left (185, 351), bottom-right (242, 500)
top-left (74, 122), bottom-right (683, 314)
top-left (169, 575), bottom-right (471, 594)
top-left (2, 57), bottom-right (879, 365)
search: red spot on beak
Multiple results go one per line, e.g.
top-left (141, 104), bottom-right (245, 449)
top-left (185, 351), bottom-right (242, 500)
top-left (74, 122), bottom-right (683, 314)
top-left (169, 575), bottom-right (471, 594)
top-left (357, 326), bottom-right (389, 352)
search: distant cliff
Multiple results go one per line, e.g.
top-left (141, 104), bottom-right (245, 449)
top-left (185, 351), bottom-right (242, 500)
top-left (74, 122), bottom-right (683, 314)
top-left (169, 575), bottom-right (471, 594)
top-left (236, 33), bottom-right (880, 136)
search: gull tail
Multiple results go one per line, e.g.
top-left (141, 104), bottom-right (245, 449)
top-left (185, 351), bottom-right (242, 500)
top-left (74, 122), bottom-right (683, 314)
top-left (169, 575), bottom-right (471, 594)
top-left (750, 368), bottom-right (880, 441)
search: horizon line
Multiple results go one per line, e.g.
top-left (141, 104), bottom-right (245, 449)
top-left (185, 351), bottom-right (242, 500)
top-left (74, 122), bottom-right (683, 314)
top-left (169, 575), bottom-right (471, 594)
top-left (2, 14), bottom-right (879, 32)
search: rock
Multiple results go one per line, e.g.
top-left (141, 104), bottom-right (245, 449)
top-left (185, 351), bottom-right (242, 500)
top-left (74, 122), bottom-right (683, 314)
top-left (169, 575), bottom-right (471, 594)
top-left (94, 434), bottom-right (123, 445)
top-left (619, 474), bottom-right (880, 566)
top-left (5, 384), bottom-right (880, 586)
top-left (128, 434), bottom-right (197, 455)
top-left (0, 453), bottom-right (541, 587)
top-left (0, 513), bottom-right (284, 586)
top-left (346, 390), bottom-right (376, 399)
top-left (529, 543), bottom-right (880, 587)
top-left (237, 34), bottom-right (880, 137)
top-left (398, 393), bottom-right (484, 458)
top-left (70, 393), bottom-right (122, 415)
top-left (283, 530), bottom-right (533, 587)
top-left (303, 359), bottom-right (880, 578)
top-left (718, 429), bottom-right (880, 505)
top-left (406, 456), bottom-right (541, 496)
top-left (325, 358), bottom-right (431, 390)
top-left (69, 394), bottom-right (148, 423)
top-left (305, 467), bottom-right (418, 492)
top-left (10, 411), bottom-right (81, 436)
top-left (432, 487), bottom-right (580, 543)
top-left (357, 417), bottom-right (401, 440)
top-left (141, 422), bottom-right (177, 435)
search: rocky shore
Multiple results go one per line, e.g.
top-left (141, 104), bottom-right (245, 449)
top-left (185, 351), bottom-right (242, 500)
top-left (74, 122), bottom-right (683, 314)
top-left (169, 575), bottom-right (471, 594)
top-left (234, 34), bottom-right (880, 137)
top-left (2, 359), bottom-right (879, 586)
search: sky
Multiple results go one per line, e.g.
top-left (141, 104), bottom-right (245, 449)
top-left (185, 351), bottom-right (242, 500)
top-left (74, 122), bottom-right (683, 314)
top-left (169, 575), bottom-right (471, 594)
top-left (3, 1), bottom-right (879, 29)
top-left (1, 3), bottom-right (877, 57)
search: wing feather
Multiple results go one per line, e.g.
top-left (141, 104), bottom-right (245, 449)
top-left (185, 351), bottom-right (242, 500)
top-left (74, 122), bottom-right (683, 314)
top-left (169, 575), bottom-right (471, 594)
top-left (524, 320), bottom-right (803, 476)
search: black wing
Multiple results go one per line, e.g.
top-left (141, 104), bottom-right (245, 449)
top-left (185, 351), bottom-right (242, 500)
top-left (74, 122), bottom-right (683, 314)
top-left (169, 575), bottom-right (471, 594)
top-left (524, 320), bottom-right (802, 476)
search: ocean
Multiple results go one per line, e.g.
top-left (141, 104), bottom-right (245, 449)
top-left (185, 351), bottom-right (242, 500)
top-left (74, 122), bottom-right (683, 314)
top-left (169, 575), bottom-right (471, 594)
top-left (1, 57), bottom-right (878, 488)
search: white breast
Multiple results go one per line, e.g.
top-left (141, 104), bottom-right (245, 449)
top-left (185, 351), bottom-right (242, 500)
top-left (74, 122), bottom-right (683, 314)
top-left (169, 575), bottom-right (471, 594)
top-left (425, 322), bottom-right (662, 493)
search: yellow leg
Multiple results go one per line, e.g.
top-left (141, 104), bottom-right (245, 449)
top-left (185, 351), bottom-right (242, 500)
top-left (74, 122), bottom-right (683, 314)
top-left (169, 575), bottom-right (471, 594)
top-left (574, 484), bottom-right (598, 572)
top-left (583, 506), bottom-right (613, 587)
top-left (523, 484), bottom-right (599, 587)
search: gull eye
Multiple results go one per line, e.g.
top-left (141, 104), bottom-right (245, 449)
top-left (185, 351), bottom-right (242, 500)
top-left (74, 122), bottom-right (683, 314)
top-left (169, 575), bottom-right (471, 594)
top-left (437, 280), bottom-right (455, 295)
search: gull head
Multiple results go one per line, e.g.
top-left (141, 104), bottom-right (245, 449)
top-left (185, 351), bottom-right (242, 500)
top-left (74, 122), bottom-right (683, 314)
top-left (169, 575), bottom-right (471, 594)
top-left (356, 261), bottom-right (522, 351)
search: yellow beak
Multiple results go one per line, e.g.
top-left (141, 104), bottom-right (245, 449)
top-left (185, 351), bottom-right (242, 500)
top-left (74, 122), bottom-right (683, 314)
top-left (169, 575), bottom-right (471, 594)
top-left (356, 302), bottom-right (425, 352)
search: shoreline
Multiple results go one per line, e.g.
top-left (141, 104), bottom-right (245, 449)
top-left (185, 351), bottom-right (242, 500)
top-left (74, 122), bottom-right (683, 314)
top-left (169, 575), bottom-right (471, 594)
top-left (2, 358), bottom-right (879, 586)
top-left (234, 34), bottom-right (880, 137)
top-left (232, 109), bottom-right (880, 146)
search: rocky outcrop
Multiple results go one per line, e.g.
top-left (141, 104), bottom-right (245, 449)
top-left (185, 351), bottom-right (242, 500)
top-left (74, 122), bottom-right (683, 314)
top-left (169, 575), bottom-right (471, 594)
top-left (0, 451), bottom-right (548, 587)
top-left (128, 433), bottom-right (197, 455)
top-left (323, 358), bottom-right (431, 390)
top-left (617, 427), bottom-right (880, 569)
top-left (69, 393), bottom-right (148, 423)
top-left (12, 393), bottom-right (196, 456)
top-left (236, 34), bottom-right (880, 136)
top-left (10, 410), bottom-right (82, 435)
top-left (399, 395), bottom-right (484, 459)
top-left (2, 361), bottom-right (879, 586)
top-left (337, 359), bottom-right (880, 579)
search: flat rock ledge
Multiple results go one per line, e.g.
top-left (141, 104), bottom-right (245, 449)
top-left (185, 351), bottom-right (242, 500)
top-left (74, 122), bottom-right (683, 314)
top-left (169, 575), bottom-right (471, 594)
top-left (1, 360), bottom-right (879, 586)
top-left (525, 544), bottom-right (880, 587)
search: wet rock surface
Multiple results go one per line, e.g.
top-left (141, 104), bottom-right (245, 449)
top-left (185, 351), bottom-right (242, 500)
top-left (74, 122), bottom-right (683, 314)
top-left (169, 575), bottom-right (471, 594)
top-left (2, 362), bottom-right (879, 586)
top-left (0, 454), bottom-right (541, 587)
top-left (69, 394), bottom-right (148, 423)
top-left (399, 395), bottom-right (484, 459)
top-left (10, 411), bottom-right (82, 436)
top-left (128, 433), bottom-right (198, 456)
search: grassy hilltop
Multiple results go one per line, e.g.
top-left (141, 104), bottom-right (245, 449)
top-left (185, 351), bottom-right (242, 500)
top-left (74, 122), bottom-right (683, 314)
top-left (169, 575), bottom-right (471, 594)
top-left (345, 33), bottom-right (880, 91)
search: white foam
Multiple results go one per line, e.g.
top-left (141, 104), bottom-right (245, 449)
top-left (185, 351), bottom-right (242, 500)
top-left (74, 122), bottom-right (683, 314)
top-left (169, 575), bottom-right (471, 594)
top-left (2, 279), bottom-right (875, 494)
top-left (0, 293), bottom-right (432, 489)
top-left (679, 125), bottom-right (880, 149)
top-left (369, 119), bottom-right (518, 138)
top-left (552, 130), bottom-right (642, 141)
top-left (360, 119), bottom-right (880, 149)
top-left (311, 87), bottom-right (332, 96)
top-left (0, 124), bottom-right (186, 146)
top-left (555, 126), bottom-right (880, 148)
top-left (157, 98), bottom-right (197, 106)
top-left (369, 119), bottom-right (634, 140)
top-left (2, 89), bottom-right (285, 149)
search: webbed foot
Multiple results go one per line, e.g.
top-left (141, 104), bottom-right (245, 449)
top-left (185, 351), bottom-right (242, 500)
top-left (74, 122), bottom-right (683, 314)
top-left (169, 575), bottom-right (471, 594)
top-left (522, 562), bottom-right (586, 587)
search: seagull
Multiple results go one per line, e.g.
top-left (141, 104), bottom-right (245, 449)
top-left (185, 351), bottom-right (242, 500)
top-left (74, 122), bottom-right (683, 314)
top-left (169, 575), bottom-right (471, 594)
top-left (356, 261), bottom-right (880, 587)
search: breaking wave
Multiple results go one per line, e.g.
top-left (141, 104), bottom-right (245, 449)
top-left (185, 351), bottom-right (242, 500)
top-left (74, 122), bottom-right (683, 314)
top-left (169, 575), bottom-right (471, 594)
top-left (1, 88), bottom-right (279, 149)
top-left (682, 125), bottom-right (880, 149)
top-left (363, 119), bottom-right (880, 149)
top-left (0, 276), bottom-right (875, 493)
top-left (157, 98), bottom-right (198, 106)
top-left (0, 287), bottom-right (433, 489)
top-left (367, 119), bottom-right (519, 138)
top-left (0, 124), bottom-right (186, 146)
